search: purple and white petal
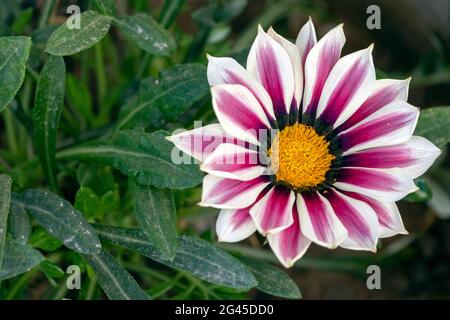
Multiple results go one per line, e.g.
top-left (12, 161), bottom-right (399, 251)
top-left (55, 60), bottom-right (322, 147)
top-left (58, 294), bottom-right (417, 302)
top-left (216, 208), bottom-right (256, 242)
top-left (295, 17), bottom-right (317, 69)
top-left (297, 192), bottom-right (347, 248)
top-left (268, 27), bottom-right (303, 114)
top-left (338, 78), bottom-right (410, 132)
top-left (247, 25), bottom-right (295, 118)
top-left (334, 167), bottom-right (418, 202)
top-left (324, 189), bottom-right (379, 252)
top-left (316, 46), bottom-right (376, 128)
top-left (250, 185), bottom-right (296, 234)
top-left (166, 123), bottom-right (234, 161)
top-left (338, 100), bottom-right (419, 154)
top-left (200, 175), bottom-right (270, 209)
top-left (267, 205), bottom-right (312, 268)
top-left (201, 143), bottom-right (267, 181)
top-left (341, 191), bottom-right (407, 238)
top-left (207, 55), bottom-right (275, 120)
top-left (211, 84), bottom-right (271, 146)
top-left (302, 24), bottom-right (345, 117)
top-left (342, 136), bottom-right (441, 178)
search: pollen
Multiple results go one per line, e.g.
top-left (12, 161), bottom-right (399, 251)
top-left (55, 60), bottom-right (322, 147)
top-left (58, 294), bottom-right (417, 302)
top-left (268, 123), bottom-right (335, 190)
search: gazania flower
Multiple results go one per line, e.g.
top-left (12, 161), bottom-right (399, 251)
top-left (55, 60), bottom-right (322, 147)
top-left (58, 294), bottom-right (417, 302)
top-left (168, 20), bottom-right (441, 268)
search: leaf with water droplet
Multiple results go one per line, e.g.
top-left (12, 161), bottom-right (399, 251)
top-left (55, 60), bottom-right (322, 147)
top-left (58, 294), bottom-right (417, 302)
top-left (12, 190), bottom-right (101, 255)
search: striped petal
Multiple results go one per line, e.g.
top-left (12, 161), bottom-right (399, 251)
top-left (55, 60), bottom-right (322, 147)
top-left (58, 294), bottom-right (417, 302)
top-left (297, 192), bottom-right (347, 248)
top-left (316, 46), bottom-right (376, 129)
top-left (334, 167), bottom-right (418, 202)
top-left (247, 25), bottom-right (295, 119)
top-left (200, 175), bottom-right (270, 209)
top-left (207, 55), bottom-right (275, 121)
top-left (338, 100), bottom-right (419, 154)
top-left (267, 205), bottom-right (311, 268)
top-left (268, 27), bottom-right (303, 115)
top-left (211, 84), bottom-right (271, 146)
top-left (216, 208), bottom-right (257, 242)
top-left (295, 17), bottom-right (317, 69)
top-left (337, 78), bottom-right (410, 132)
top-left (341, 136), bottom-right (441, 179)
top-left (201, 143), bottom-right (267, 181)
top-left (341, 191), bottom-right (407, 238)
top-left (250, 185), bottom-right (296, 234)
top-left (325, 189), bottom-right (379, 251)
top-left (302, 24), bottom-right (345, 120)
top-left (166, 123), bottom-right (233, 161)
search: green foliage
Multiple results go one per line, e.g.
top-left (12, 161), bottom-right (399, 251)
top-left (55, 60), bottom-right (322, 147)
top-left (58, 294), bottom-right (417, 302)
top-left (83, 250), bottom-right (151, 300)
top-left (129, 178), bottom-right (178, 260)
top-left (58, 130), bottom-right (204, 189)
top-left (0, 175), bottom-right (12, 281)
top-left (33, 55), bottom-right (66, 191)
top-left (94, 224), bottom-right (258, 290)
top-left (46, 11), bottom-right (112, 56)
top-left (415, 106), bottom-right (450, 149)
top-left (0, 36), bottom-right (31, 112)
top-left (0, 239), bottom-right (44, 280)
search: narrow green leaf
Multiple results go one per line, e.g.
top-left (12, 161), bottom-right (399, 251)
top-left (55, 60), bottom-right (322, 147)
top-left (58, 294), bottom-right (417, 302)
top-left (45, 11), bottom-right (111, 56)
top-left (83, 249), bottom-right (151, 300)
top-left (39, 260), bottom-right (65, 279)
top-left (239, 256), bottom-right (301, 299)
top-left (93, 224), bottom-right (257, 290)
top-left (117, 64), bottom-right (209, 130)
top-left (74, 186), bottom-right (101, 219)
top-left (129, 178), bottom-right (178, 260)
top-left (93, 0), bottom-right (116, 16)
top-left (29, 226), bottom-right (62, 251)
top-left (8, 201), bottom-right (32, 244)
top-left (415, 106), bottom-right (450, 148)
top-left (159, 0), bottom-right (186, 28)
top-left (0, 175), bottom-right (12, 279)
top-left (0, 36), bottom-right (31, 112)
top-left (0, 239), bottom-right (44, 280)
top-left (33, 55), bottom-right (66, 192)
top-left (58, 130), bottom-right (203, 189)
top-left (12, 190), bottom-right (101, 255)
top-left (113, 13), bottom-right (175, 56)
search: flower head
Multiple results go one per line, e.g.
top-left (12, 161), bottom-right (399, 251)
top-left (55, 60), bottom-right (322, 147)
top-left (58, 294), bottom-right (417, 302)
top-left (168, 20), bottom-right (441, 268)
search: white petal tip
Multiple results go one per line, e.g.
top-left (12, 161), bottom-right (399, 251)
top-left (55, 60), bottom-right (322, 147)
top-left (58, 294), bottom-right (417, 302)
top-left (368, 43), bottom-right (375, 52)
top-left (165, 135), bottom-right (173, 142)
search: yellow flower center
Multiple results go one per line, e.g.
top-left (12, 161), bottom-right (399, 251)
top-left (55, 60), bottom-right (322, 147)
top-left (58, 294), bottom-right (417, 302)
top-left (268, 123), bottom-right (335, 190)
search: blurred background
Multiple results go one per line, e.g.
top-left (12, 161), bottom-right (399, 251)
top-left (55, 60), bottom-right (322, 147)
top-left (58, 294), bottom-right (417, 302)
top-left (1, 0), bottom-right (449, 299)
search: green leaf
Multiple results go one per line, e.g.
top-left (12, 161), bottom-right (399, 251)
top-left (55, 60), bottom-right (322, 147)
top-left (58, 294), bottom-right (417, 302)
top-left (117, 64), bottom-right (209, 130)
top-left (58, 130), bottom-right (203, 189)
top-left (29, 227), bottom-right (62, 251)
top-left (75, 187), bottom-right (101, 219)
top-left (159, 0), bottom-right (186, 28)
top-left (66, 74), bottom-right (94, 125)
top-left (0, 36), bottom-right (31, 112)
top-left (415, 106), bottom-right (450, 148)
top-left (93, 0), bottom-right (116, 16)
top-left (129, 178), bottom-right (178, 260)
top-left (12, 8), bottom-right (34, 34)
top-left (94, 224), bottom-right (257, 290)
top-left (45, 11), bottom-right (111, 56)
top-left (33, 55), bottom-right (66, 192)
top-left (83, 250), bottom-right (151, 300)
top-left (403, 177), bottom-right (433, 203)
top-left (238, 256), bottom-right (301, 299)
top-left (113, 13), bottom-right (175, 56)
top-left (0, 239), bottom-right (44, 280)
top-left (0, 175), bottom-right (12, 278)
top-left (8, 201), bottom-right (32, 244)
top-left (12, 190), bottom-right (102, 255)
top-left (39, 260), bottom-right (65, 279)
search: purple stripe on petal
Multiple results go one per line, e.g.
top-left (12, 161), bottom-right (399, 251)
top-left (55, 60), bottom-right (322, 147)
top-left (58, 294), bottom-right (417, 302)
top-left (302, 192), bottom-right (332, 243)
top-left (256, 44), bottom-right (288, 117)
top-left (259, 187), bottom-right (293, 232)
top-left (304, 39), bottom-right (342, 116)
top-left (338, 81), bottom-right (408, 132)
top-left (210, 176), bottom-right (268, 203)
top-left (215, 88), bottom-right (268, 131)
top-left (342, 145), bottom-right (416, 169)
top-left (325, 190), bottom-right (373, 248)
top-left (336, 168), bottom-right (401, 192)
top-left (338, 111), bottom-right (417, 152)
top-left (278, 205), bottom-right (302, 261)
top-left (319, 57), bottom-right (369, 126)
